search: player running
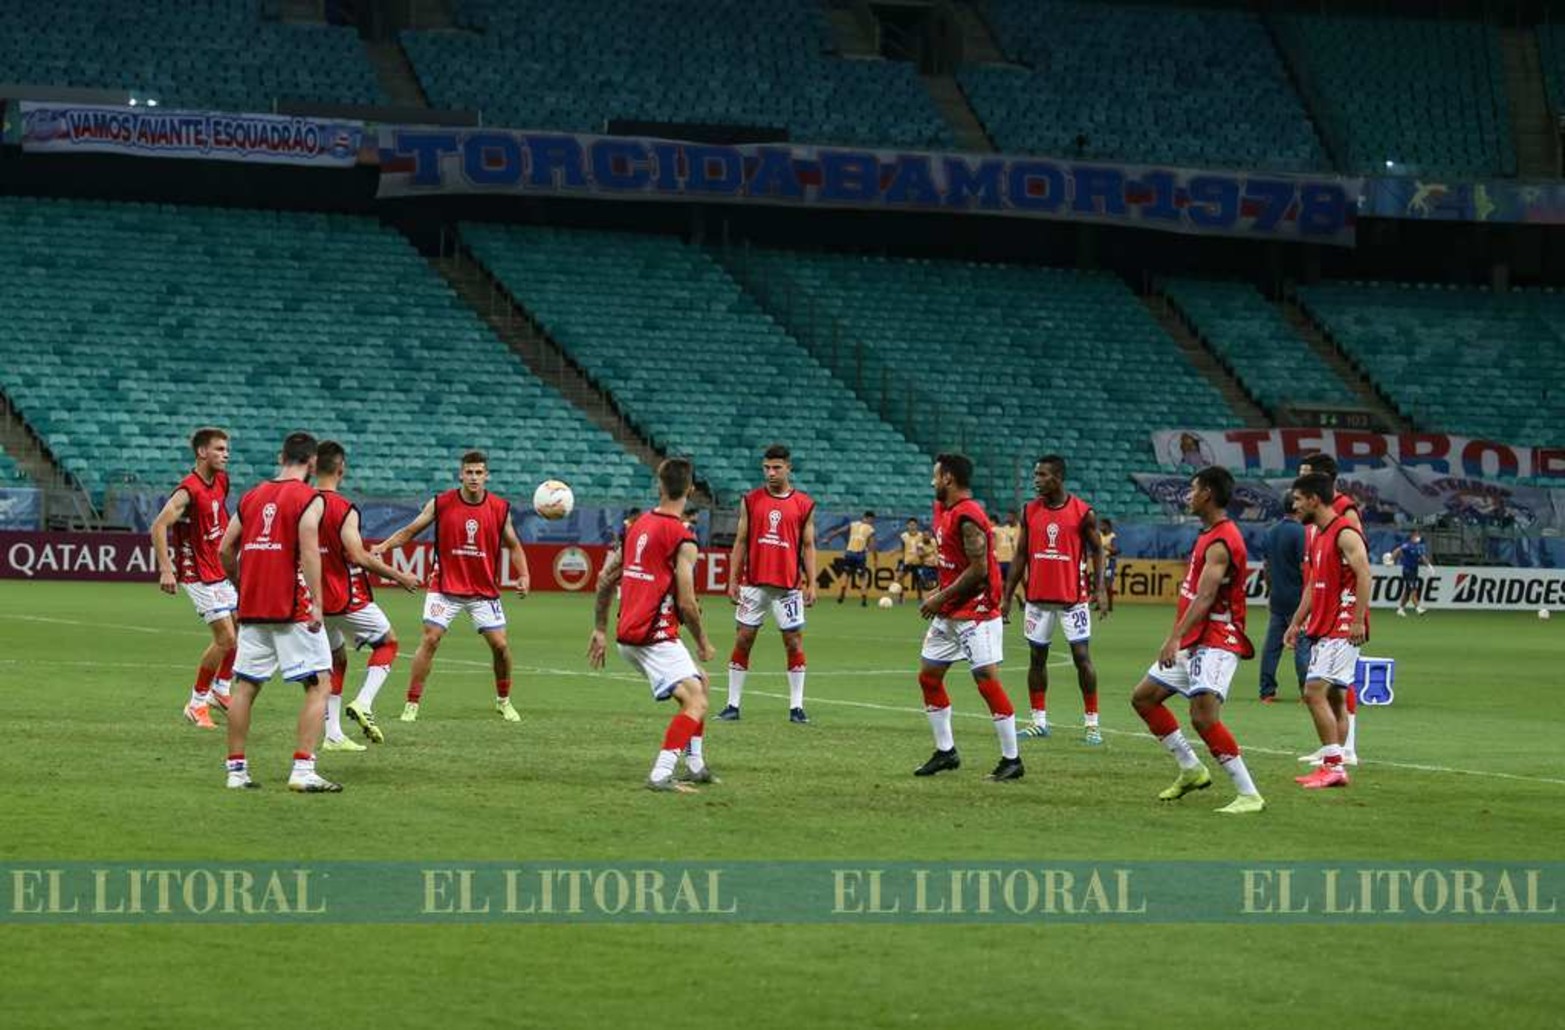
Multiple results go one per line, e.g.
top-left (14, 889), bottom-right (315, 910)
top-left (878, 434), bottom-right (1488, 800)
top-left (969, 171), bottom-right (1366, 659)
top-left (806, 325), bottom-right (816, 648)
top-left (1391, 529), bottom-right (1432, 616)
top-left (371, 450), bottom-right (530, 723)
top-left (150, 427), bottom-right (238, 728)
top-left (1293, 452), bottom-right (1364, 766)
top-left (896, 518), bottom-right (926, 602)
top-left (1129, 467), bottom-right (1264, 814)
top-left (1000, 455), bottom-right (1108, 745)
top-left (589, 458), bottom-right (718, 792)
top-left (720, 444), bottom-right (818, 724)
top-left (823, 511), bottom-right (876, 605)
top-left (912, 454), bottom-right (1023, 783)
top-left (313, 442), bottom-right (421, 750)
top-left (1286, 473), bottom-right (1372, 790)
top-left (216, 432), bottom-right (338, 792)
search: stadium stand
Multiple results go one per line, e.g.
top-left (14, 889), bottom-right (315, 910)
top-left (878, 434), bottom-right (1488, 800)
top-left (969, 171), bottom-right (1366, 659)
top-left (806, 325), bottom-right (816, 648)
top-left (458, 225), bottom-right (934, 511)
top-left (726, 248), bottom-right (1246, 516)
top-left (1297, 282), bottom-right (1564, 446)
top-left (0, 0), bottom-right (384, 110)
top-left (0, 451), bottom-right (30, 484)
top-left (1274, 14), bottom-right (1513, 177)
top-left (1162, 279), bottom-right (1361, 416)
top-left (0, 198), bottom-right (647, 502)
top-left (401, 0), bottom-right (952, 149)
top-left (1537, 23), bottom-right (1565, 123)
top-left (959, 0), bottom-right (1326, 172)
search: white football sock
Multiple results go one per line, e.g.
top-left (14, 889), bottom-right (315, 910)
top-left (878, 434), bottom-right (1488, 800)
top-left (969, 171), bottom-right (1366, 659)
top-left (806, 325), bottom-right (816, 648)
top-left (787, 668), bottom-right (806, 709)
top-left (686, 733), bottom-right (706, 773)
top-left (1084, 711), bottom-right (1100, 728)
top-left (651, 748), bottom-right (680, 781)
top-left (355, 664), bottom-right (391, 710)
top-left (1344, 713), bottom-right (1358, 755)
top-left (1031, 709), bottom-right (1048, 729)
top-left (290, 755), bottom-right (316, 779)
top-left (994, 714), bottom-right (1019, 760)
top-left (190, 687), bottom-right (209, 705)
top-left (1221, 755), bottom-right (1259, 795)
top-left (1159, 730), bottom-right (1202, 770)
top-left (726, 666), bottom-right (747, 708)
top-left (325, 695), bottom-right (344, 741)
top-left (212, 679), bottom-right (231, 698)
top-left (926, 706), bottom-right (955, 751)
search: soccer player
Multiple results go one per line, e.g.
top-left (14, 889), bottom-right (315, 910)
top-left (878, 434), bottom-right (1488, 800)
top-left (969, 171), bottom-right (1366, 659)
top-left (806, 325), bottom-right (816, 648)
top-left (150, 427), bottom-right (238, 728)
top-left (216, 432), bottom-right (338, 793)
top-left (1099, 518), bottom-right (1119, 614)
top-left (371, 450), bottom-right (530, 723)
top-left (720, 444), bottom-right (818, 723)
top-left (1286, 473), bottom-right (1372, 790)
top-left (1391, 529), bottom-right (1433, 616)
top-left (313, 442), bottom-right (421, 750)
top-left (993, 511), bottom-right (1020, 589)
top-left (1292, 452), bottom-right (1364, 765)
top-left (589, 458), bottom-right (717, 792)
top-left (1257, 497), bottom-right (1309, 702)
top-left (1129, 467), bottom-right (1264, 814)
top-left (824, 511), bottom-right (876, 605)
top-left (1000, 456), bottom-right (1108, 745)
top-left (913, 454), bottom-right (1022, 782)
top-left (896, 517), bottom-right (925, 601)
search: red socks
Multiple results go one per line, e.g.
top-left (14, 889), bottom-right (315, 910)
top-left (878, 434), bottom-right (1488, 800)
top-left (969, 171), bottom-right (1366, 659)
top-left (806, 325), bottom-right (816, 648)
top-left (1028, 689), bottom-right (1047, 712)
top-left (662, 713), bottom-right (700, 751)
top-left (195, 666), bottom-right (216, 692)
top-left (330, 654), bottom-right (347, 696)
top-left (218, 647), bottom-right (236, 680)
top-left (976, 678), bottom-right (1014, 718)
top-left (917, 671), bottom-right (950, 710)
top-left (1196, 722), bottom-right (1241, 762)
top-left (407, 679), bottom-right (425, 703)
top-left (496, 678), bottom-right (512, 699)
top-left (728, 647), bottom-right (750, 671)
top-left (1138, 702), bottom-right (1181, 738)
top-left (1345, 685), bottom-right (1358, 715)
top-left (786, 648), bottom-right (806, 673)
top-left (369, 640), bottom-right (398, 668)
top-left (1084, 692), bottom-right (1099, 716)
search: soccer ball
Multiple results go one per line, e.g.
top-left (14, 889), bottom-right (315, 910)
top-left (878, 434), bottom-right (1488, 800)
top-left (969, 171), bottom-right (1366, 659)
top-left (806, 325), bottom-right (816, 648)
top-left (1541, 609), bottom-right (1553, 621)
top-left (532, 479), bottom-right (574, 520)
top-left (887, 582), bottom-right (903, 596)
top-left (1381, 552), bottom-right (1395, 566)
top-left (877, 596), bottom-right (894, 609)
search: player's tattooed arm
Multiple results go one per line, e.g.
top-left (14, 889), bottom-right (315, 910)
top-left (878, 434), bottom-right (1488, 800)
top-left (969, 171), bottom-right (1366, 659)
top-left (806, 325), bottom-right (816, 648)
top-left (1160, 541), bottom-right (1228, 666)
top-left (675, 541), bottom-right (716, 662)
top-left (150, 486), bottom-right (191, 594)
top-left (217, 511), bottom-right (243, 585)
top-left (587, 547), bottom-right (623, 669)
top-left (371, 497), bottom-right (435, 556)
top-left (924, 518), bottom-right (989, 616)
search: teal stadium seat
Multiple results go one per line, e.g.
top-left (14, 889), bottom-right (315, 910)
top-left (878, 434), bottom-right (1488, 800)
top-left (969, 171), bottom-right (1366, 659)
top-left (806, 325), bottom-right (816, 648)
top-left (0, 198), bottom-right (648, 503)
top-left (727, 248), bottom-right (1246, 517)
top-left (1274, 14), bottom-right (1513, 178)
top-left (1163, 278), bottom-right (1360, 416)
top-left (1298, 282), bottom-right (1565, 444)
top-left (458, 225), bottom-right (934, 511)
top-left (401, 0), bottom-right (952, 150)
top-left (959, 0), bottom-right (1327, 172)
top-left (0, 0), bottom-right (384, 110)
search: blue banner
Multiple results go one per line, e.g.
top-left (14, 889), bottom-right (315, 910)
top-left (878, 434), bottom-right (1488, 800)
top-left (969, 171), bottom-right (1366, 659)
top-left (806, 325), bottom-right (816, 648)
top-left (1365, 177), bottom-right (1565, 225)
top-left (377, 127), bottom-right (1361, 245)
top-left (20, 102), bottom-right (364, 167)
top-left (0, 488), bottom-right (41, 531)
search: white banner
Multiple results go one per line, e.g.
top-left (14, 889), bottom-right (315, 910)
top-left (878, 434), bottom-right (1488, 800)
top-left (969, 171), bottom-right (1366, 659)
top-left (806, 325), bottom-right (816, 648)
top-left (1153, 428), bottom-right (1565, 480)
top-left (1244, 564), bottom-right (1565, 612)
top-left (19, 102), bottom-right (364, 167)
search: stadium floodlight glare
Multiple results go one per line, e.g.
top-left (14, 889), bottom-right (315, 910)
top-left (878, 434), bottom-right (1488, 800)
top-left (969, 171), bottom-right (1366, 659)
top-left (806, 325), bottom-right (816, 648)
top-left (146, 99), bottom-right (159, 108)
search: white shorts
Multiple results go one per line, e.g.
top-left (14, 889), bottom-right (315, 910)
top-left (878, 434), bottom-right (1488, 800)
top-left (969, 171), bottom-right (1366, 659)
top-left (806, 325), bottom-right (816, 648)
top-left (183, 580), bottom-right (237, 625)
top-left (921, 617), bottom-right (1004, 669)
top-left (234, 622), bottom-right (334, 684)
top-left (735, 585), bottom-right (806, 631)
top-left (1146, 647), bottom-right (1240, 701)
top-left (327, 603), bottom-right (393, 651)
top-left (617, 640), bottom-right (701, 701)
top-left (1023, 601), bottom-right (1091, 647)
top-left (423, 592), bottom-right (506, 633)
top-left (1306, 638), bottom-right (1360, 688)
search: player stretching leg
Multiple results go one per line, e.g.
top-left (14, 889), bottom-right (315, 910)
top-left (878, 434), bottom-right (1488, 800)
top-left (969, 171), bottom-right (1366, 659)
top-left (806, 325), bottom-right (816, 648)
top-left (372, 451), bottom-right (530, 723)
top-left (589, 459), bottom-right (717, 792)
top-left (313, 442), bottom-right (421, 749)
top-left (721, 444), bottom-right (818, 723)
top-left (1293, 453), bottom-right (1364, 767)
top-left (1001, 455), bottom-right (1109, 745)
top-left (151, 427), bottom-right (239, 728)
top-left (1287, 473), bottom-right (1372, 790)
top-left (216, 433), bottom-right (338, 792)
top-left (913, 454), bottom-right (1022, 783)
top-left (1129, 467), bottom-right (1264, 814)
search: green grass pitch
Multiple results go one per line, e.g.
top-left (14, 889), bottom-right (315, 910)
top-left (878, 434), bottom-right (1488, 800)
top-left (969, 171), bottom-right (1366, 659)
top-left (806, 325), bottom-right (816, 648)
top-left (1, 582), bottom-right (1561, 1029)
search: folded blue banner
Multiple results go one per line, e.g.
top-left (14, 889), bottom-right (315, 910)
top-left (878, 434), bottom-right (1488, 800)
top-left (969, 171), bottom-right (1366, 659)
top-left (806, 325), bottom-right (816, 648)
top-left (378, 127), bottom-right (1362, 246)
top-left (19, 102), bottom-right (364, 167)
top-left (3, 861), bottom-right (1557, 924)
